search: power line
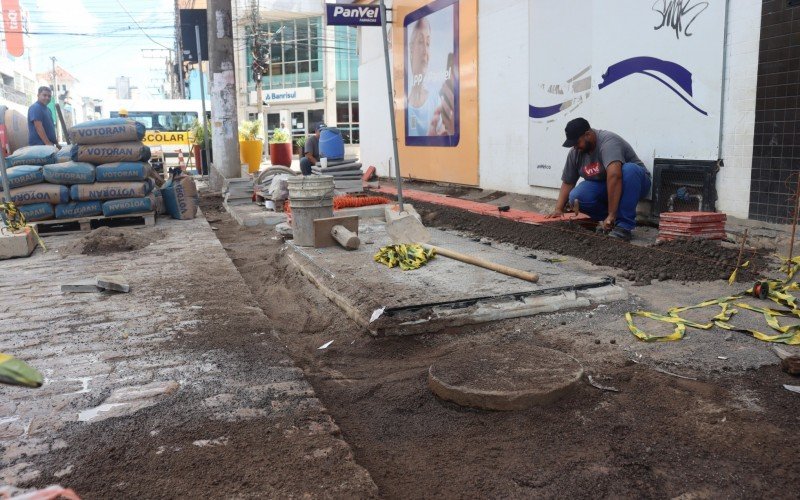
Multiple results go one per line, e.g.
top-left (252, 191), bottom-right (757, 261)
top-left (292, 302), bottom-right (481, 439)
top-left (114, 0), bottom-right (174, 50)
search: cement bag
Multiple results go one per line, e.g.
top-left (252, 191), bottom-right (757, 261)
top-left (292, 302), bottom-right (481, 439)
top-left (10, 184), bottom-right (69, 206)
top-left (1, 202), bottom-right (53, 222)
top-left (162, 175), bottom-right (198, 220)
top-left (96, 162), bottom-right (155, 182)
top-left (72, 142), bottom-right (151, 164)
top-left (55, 201), bottom-right (102, 219)
top-left (55, 145), bottom-right (75, 163)
top-left (5, 145), bottom-right (57, 167)
top-left (102, 196), bottom-right (155, 217)
top-left (43, 161), bottom-right (95, 185)
top-left (70, 181), bottom-right (152, 201)
top-left (0, 165), bottom-right (43, 190)
top-left (68, 118), bottom-right (145, 145)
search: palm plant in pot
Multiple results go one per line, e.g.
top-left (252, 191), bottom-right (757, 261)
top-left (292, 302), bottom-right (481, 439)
top-left (238, 120), bottom-right (264, 174)
top-left (269, 127), bottom-right (293, 167)
top-left (190, 118), bottom-right (211, 175)
top-left (295, 135), bottom-right (307, 159)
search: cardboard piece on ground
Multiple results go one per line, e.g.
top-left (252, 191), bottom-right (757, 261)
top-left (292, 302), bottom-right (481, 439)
top-left (313, 215), bottom-right (358, 248)
top-left (61, 281), bottom-right (101, 293)
top-left (0, 227), bottom-right (37, 260)
top-left (96, 275), bottom-right (131, 293)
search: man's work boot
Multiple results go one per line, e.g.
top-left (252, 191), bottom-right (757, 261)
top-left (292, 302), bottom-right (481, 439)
top-left (608, 226), bottom-right (632, 242)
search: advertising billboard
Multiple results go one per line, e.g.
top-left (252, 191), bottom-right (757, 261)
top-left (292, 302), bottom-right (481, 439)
top-left (393, 0), bottom-right (477, 185)
top-left (528, 0), bottom-right (726, 189)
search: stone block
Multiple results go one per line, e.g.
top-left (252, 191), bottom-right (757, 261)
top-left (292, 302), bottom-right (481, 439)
top-left (0, 228), bottom-right (36, 260)
top-left (96, 275), bottom-right (130, 293)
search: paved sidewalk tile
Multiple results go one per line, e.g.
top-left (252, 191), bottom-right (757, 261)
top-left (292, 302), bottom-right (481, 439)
top-left (0, 216), bottom-right (376, 496)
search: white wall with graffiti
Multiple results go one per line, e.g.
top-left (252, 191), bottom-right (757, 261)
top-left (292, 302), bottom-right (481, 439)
top-left (528, 0), bottom-right (726, 189)
top-left (360, 0), bottom-right (761, 218)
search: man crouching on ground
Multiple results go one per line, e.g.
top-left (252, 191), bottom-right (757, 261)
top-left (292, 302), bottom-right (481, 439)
top-left (546, 117), bottom-right (651, 241)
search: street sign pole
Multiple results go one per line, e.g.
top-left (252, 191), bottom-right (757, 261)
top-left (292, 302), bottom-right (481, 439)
top-left (378, 0), bottom-right (404, 212)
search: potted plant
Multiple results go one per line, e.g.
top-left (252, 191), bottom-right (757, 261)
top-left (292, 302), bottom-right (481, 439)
top-left (295, 135), bottom-right (307, 159)
top-left (238, 120), bottom-right (264, 174)
top-left (268, 127), bottom-right (293, 167)
top-left (190, 118), bottom-right (212, 175)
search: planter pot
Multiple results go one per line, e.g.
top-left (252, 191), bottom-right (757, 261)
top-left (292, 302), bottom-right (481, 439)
top-left (239, 139), bottom-right (264, 174)
top-left (192, 144), bottom-right (212, 175)
top-left (269, 142), bottom-right (293, 168)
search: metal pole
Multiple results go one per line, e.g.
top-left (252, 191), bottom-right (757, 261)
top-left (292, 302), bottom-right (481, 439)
top-left (379, 0), bottom-right (404, 212)
top-left (196, 25), bottom-right (211, 179)
top-left (0, 151), bottom-right (11, 203)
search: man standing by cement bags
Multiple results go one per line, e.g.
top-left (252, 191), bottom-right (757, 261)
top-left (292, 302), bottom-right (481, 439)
top-left (28, 87), bottom-right (58, 147)
top-left (547, 117), bottom-right (651, 242)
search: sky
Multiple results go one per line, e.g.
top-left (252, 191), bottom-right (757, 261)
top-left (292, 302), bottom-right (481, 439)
top-left (23, 0), bottom-right (177, 99)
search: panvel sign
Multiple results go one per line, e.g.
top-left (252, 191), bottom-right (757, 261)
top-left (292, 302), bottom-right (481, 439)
top-left (393, 0), bottom-right (478, 186)
top-left (2, 0), bottom-right (24, 57)
top-left (326, 3), bottom-right (381, 26)
top-left (528, 0), bottom-right (725, 189)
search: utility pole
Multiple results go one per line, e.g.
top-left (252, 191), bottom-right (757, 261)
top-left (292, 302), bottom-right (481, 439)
top-left (50, 56), bottom-right (60, 142)
top-left (207, 0), bottom-right (240, 186)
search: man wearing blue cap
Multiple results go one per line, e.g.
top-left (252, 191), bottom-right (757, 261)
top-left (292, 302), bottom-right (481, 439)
top-left (299, 123), bottom-right (325, 176)
top-left (547, 117), bottom-right (651, 241)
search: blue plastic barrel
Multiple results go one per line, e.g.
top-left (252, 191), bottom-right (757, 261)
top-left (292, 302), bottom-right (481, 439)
top-left (319, 127), bottom-right (344, 160)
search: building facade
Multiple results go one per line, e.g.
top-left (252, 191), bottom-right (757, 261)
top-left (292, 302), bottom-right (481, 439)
top-left (233, 0), bottom-right (360, 150)
top-left (359, 0), bottom-right (794, 223)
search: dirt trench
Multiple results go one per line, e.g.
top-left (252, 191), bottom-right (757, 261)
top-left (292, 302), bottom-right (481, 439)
top-left (371, 195), bottom-right (768, 284)
top-left (200, 194), bottom-right (800, 499)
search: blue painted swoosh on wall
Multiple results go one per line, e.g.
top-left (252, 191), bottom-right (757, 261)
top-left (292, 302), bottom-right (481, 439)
top-left (530, 56), bottom-right (707, 118)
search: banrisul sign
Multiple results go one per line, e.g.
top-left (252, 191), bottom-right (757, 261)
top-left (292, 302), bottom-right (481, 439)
top-left (326, 3), bottom-right (381, 26)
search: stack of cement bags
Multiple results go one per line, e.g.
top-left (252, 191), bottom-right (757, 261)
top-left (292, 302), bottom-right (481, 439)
top-left (68, 119), bottom-right (198, 220)
top-left (0, 119), bottom-right (161, 223)
top-left (311, 158), bottom-right (363, 193)
top-left (66, 118), bottom-right (164, 218)
top-left (2, 146), bottom-right (70, 222)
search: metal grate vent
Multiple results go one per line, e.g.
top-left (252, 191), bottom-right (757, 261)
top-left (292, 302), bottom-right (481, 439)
top-left (651, 159), bottom-right (718, 219)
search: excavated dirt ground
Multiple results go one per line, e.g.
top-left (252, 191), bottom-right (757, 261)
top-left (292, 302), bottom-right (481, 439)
top-left (200, 193), bottom-right (800, 499)
top-left (375, 196), bottom-right (769, 284)
top-left (64, 226), bottom-right (165, 256)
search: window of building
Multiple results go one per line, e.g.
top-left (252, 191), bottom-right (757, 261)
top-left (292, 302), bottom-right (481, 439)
top-left (334, 25), bottom-right (359, 144)
top-left (247, 17), bottom-right (324, 99)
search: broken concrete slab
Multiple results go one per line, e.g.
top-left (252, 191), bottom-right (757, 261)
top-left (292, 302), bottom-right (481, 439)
top-left (61, 281), bottom-right (101, 293)
top-left (96, 275), bottom-right (130, 293)
top-left (286, 223), bottom-right (627, 336)
top-left (428, 344), bottom-right (584, 410)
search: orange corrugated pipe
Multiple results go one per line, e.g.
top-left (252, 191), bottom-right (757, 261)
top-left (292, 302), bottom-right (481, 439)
top-left (284, 195), bottom-right (390, 213)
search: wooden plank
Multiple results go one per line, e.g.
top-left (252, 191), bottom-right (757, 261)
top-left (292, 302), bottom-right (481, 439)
top-left (313, 216), bottom-right (358, 248)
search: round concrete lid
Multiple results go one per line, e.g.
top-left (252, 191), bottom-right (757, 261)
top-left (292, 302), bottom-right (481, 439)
top-left (428, 344), bottom-right (584, 411)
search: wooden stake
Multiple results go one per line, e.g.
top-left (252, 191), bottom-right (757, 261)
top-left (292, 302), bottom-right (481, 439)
top-left (789, 172), bottom-right (800, 262)
top-left (734, 228), bottom-right (749, 274)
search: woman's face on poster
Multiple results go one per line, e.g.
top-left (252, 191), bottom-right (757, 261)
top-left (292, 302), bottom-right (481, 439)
top-left (410, 21), bottom-right (431, 83)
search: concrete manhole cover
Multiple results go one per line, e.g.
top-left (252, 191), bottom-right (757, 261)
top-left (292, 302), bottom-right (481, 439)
top-left (428, 344), bottom-right (584, 411)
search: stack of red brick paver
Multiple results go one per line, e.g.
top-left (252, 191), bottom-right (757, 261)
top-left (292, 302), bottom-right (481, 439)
top-left (658, 211), bottom-right (727, 242)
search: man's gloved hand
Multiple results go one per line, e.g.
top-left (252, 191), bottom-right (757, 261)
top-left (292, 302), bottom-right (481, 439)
top-left (602, 214), bottom-right (616, 230)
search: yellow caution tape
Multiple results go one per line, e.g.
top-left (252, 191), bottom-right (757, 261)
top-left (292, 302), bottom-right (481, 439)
top-left (0, 352), bottom-right (43, 388)
top-left (374, 244), bottom-right (435, 271)
top-left (728, 260), bottom-right (749, 285)
top-left (626, 277), bottom-right (800, 345)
